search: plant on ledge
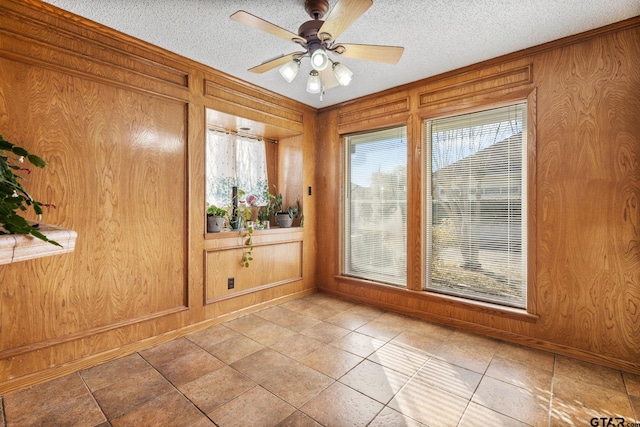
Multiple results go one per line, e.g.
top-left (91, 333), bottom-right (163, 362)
top-left (272, 190), bottom-right (300, 228)
top-left (0, 135), bottom-right (60, 246)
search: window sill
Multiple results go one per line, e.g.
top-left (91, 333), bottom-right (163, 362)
top-left (205, 226), bottom-right (303, 240)
top-left (335, 275), bottom-right (539, 323)
top-left (0, 224), bottom-right (77, 265)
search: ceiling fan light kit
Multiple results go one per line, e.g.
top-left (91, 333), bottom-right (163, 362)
top-left (230, 0), bottom-right (404, 99)
top-left (306, 70), bottom-right (322, 94)
top-left (278, 58), bottom-right (301, 82)
top-left (332, 62), bottom-right (353, 86)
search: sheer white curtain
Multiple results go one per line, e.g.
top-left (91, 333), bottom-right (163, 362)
top-left (206, 129), bottom-right (269, 209)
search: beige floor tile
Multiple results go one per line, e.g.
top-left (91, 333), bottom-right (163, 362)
top-left (276, 411), bottom-right (323, 426)
top-left (225, 313), bottom-right (297, 346)
top-left (6, 393), bottom-right (105, 427)
top-left (339, 359), bottom-right (410, 404)
top-left (270, 333), bottom-right (326, 361)
top-left (486, 356), bottom-right (553, 393)
top-left (208, 386), bottom-right (295, 427)
top-left (178, 366), bottom-right (256, 413)
top-left (434, 330), bottom-right (499, 373)
top-left (155, 348), bottom-right (225, 387)
top-left (390, 330), bottom-right (445, 355)
top-left (416, 357), bottom-right (483, 400)
top-left (367, 342), bottom-right (429, 376)
top-left (301, 381), bottom-right (384, 426)
top-left (388, 376), bottom-right (469, 427)
top-left (551, 375), bottom-right (635, 425)
top-left (355, 319), bottom-right (404, 341)
top-left (330, 331), bottom-right (386, 358)
top-left (494, 341), bottom-right (555, 372)
top-left (368, 406), bottom-right (427, 427)
top-left (110, 390), bottom-right (205, 427)
top-left (231, 347), bottom-right (296, 383)
top-left (300, 302), bottom-right (347, 320)
top-left (304, 294), bottom-right (357, 311)
top-left (302, 345), bottom-right (363, 379)
top-left (278, 298), bottom-right (320, 314)
top-left (300, 321), bottom-right (351, 343)
top-left (185, 324), bottom-right (241, 350)
top-left (630, 396), bottom-right (640, 422)
top-left (459, 402), bottom-right (531, 427)
top-left (324, 310), bottom-right (377, 330)
top-left (139, 337), bottom-right (202, 367)
top-left (80, 353), bottom-right (151, 392)
top-left (346, 303), bottom-right (386, 319)
top-left (472, 376), bottom-right (549, 427)
top-left (205, 334), bottom-right (264, 364)
top-left (92, 368), bottom-right (174, 419)
top-left (625, 372), bottom-right (640, 397)
top-left (3, 373), bottom-right (90, 423)
top-left (260, 361), bottom-right (334, 407)
top-left (255, 306), bottom-right (322, 332)
top-left (554, 356), bottom-right (626, 392)
top-left (409, 320), bottom-right (456, 341)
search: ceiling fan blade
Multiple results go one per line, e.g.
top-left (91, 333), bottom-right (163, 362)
top-left (318, 0), bottom-right (372, 42)
top-left (230, 11), bottom-right (305, 44)
top-left (320, 68), bottom-right (340, 90)
top-left (334, 43), bottom-right (404, 64)
top-left (248, 51), bottom-right (306, 74)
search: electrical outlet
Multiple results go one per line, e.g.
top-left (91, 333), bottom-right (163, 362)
top-left (228, 277), bottom-right (234, 289)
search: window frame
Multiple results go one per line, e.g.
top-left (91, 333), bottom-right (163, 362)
top-left (419, 91), bottom-right (538, 316)
top-left (341, 125), bottom-right (409, 288)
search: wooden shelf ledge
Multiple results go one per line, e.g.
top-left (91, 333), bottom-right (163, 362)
top-left (0, 224), bottom-right (77, 265)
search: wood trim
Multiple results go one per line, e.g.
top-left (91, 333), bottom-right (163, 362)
top-left (0, 306), bottom-right (188, 360)
top-left (321, 286), bottom-right (639, 375)
top-left (0, 289), bottom-right (316, 395)
top-left (204, 79), bottom-right (304, 129)
top-left (418, 64), bottom-right (533, 108)
top-left (205, 278), bottom-right (303, 304)
top-left (335, 275), bottom-right (539, 322)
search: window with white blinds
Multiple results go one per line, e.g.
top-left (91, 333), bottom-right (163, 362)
top-left (425, 103), bottom-right (527, 308)
top-left (344, 126), bottom-right (407, 287)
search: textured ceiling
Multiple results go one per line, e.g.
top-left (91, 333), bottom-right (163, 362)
top-left (44, 0), bottom-right (639, 109)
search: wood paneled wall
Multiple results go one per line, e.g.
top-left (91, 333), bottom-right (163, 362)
top-left (315, 17), bottom-right (640, 373)
top-left (0, 0), bottom-right (316, 393)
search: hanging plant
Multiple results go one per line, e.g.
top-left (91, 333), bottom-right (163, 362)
top-left (0, 135), bottom-right (60, 246)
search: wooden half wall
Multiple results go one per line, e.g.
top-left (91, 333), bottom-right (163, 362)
top-left (0, 0), bottom-right (316, 393)
top-left (315, 17), bottom-right (640, 374)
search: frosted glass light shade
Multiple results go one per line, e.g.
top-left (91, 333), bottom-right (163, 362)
top-left (278, 59), bottom-right (300, 82)
top-left (306, 70), bottom-right (322, 94)
top-left (333, 62), bottom-right (353, 86)
top-left (310, 49), bottom-right (329, 71)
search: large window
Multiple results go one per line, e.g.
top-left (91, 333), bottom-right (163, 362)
top-left (425, 103), bottom-right (527, 308)
top-left (344, 126), bottom-right (407, 287)
top-left (205, 128), bottom-right (269, 209)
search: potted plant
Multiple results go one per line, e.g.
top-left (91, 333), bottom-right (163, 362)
top-left (206, 204), bottom-right (227, 233)
top-left (0, 135), bottom-right (59, 246)
top-left (272, 192), bottom-right (300, 228)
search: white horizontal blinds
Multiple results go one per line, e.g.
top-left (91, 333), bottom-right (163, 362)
top-left (345, 126), bottom-right (407, 287)
top-left (426, 103), bottom-right (527, 308)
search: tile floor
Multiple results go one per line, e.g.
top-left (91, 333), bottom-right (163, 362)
top-left (1, 293), bottom-right (639, 427)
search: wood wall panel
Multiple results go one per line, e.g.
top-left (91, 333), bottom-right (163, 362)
top-left (205, 241), bottom-right (303, 303)
top-left (316, 18), bottom-right (640, 373)
top-left (0, 0), bottom-right (316, 393)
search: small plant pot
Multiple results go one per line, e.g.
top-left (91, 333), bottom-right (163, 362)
top-left (275, 213), bottom-right (293, 228)
top-left (207, 216), bottom-right (224, 233)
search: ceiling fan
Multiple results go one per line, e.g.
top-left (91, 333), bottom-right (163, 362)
top-left (230, 0), bottom-right (404, 95)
